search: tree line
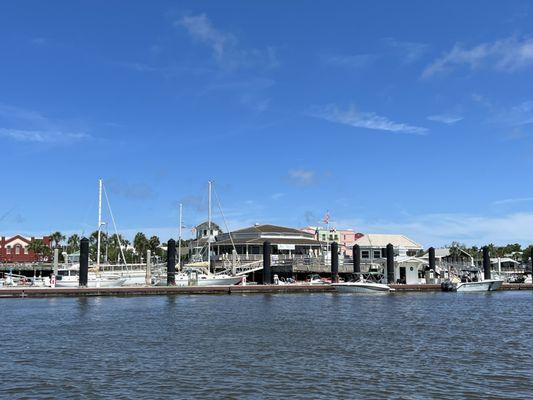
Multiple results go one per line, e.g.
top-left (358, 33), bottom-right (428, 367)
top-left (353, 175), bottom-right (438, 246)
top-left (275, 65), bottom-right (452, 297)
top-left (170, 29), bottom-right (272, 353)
top-left (29, 231), bottom-right (191, 264)
top-left (447, 241), bottom-right (533, 263)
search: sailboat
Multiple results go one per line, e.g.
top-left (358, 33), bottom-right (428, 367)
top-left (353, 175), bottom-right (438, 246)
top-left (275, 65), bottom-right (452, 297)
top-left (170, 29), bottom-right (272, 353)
top-left (154, 181), bottom-right (243, 286)
top-left (56, 179), bottom-right (126, 288)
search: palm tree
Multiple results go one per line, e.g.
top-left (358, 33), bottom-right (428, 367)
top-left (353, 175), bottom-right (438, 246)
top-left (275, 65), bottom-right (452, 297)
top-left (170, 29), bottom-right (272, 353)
top-left (50, 231), bottom-right (66, 249)
top-left (133, 232), bottom-right (149, 262)
top-left (149, 235), bottom-right (161, 254)
top-left (28, 239), bottom-right (51, 262)
top-left (67, 234), bottom-right (80, 253)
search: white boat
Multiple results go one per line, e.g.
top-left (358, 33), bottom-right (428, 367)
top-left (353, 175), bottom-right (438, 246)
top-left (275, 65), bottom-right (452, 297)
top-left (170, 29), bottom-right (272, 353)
top-left (454, 279), bottom-right (503, 292)
top-left (55, 267), bottom-right (126, 288)
top-left (332, 281), bottom-right (394, 293)
top-left (154, 267), bottom-right (242, 286)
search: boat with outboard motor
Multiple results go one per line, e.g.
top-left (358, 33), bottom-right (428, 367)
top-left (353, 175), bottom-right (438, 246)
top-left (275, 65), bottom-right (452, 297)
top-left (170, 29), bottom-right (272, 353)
top-left (441, 268), bottom-right (503, 292)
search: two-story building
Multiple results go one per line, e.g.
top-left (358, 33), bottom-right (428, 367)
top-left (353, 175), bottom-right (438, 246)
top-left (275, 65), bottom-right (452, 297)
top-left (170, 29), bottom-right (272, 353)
top-left (0, 235), bottom-right (52, 263)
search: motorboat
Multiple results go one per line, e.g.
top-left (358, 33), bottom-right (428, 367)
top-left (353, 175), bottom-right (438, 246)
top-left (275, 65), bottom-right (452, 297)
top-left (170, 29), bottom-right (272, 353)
top-left (332, 280), bottom-right (394, 293)
top-left (55, 266), bottom-right (126, 288)
top-left (306, 274), bottom-right (330, 285)
top-left (441, 269), bottom-right (503, 292)
top-left (442, 278), bottom-right (503, 292)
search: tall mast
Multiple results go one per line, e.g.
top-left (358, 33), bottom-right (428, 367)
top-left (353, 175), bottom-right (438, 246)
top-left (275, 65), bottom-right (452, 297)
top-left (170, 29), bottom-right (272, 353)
top-left (207, 180), bottom-right (212, 266)
top-left (96, 178), bottom-right (103, 269)
top-left (178, 203), bottom-right (182, 271)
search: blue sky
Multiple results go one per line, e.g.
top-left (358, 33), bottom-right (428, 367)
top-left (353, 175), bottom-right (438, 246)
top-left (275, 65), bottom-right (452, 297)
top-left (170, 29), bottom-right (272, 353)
top-left (1, 1), bottom-right (533, 246)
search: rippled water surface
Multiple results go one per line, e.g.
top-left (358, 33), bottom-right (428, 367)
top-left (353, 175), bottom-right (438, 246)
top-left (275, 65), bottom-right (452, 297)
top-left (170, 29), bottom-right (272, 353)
top-left (1, 291), bottom-right (532, 399)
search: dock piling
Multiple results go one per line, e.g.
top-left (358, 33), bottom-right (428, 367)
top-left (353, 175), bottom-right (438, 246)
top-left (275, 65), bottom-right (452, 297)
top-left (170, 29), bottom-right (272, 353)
top-left (353, 244), bottom-right (361, 275)
top-left (53, 248), bottom-right (59, 276)
top-left (483, 246), bottom-right (491, 280)
top-left (331, 242), bottom-right (339, 283)
top-left (146, 249), bottom-right (151, 285)
top-left (386, 243), bottom-right (395, 284)
top-left (79, 237), bottom-right (89, 287)
top-left (428, 247), bottom-right (435, 271)
top-left (167, 239), bottom-right (176, 286)
top-left (262, 241), bottom-right (272, 284)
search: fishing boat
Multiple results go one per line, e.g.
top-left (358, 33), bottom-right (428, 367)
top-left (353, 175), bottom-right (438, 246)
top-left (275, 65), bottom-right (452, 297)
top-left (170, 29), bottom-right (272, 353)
top-left (332, 281), bottom-right (394, 293)
top-left (441, 268), bottom-right (503, 292)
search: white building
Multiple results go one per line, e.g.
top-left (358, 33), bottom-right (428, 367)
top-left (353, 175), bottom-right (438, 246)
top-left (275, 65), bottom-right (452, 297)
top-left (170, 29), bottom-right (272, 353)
top-left (352, 234), bottom-right (423, 261)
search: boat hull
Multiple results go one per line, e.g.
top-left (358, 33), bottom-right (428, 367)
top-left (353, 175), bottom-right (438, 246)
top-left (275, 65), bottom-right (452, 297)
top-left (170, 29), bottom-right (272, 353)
top-left (332, 282), bottom-right (392, 293)
top-left (455, 279), bottom-right (503, 292)
top-left (55, 278), bottom-right (126, 288)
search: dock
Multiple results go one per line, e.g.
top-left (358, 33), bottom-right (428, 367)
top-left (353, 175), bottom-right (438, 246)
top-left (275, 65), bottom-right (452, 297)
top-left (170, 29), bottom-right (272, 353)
top-left (0, 283), bottom-right (531, 298)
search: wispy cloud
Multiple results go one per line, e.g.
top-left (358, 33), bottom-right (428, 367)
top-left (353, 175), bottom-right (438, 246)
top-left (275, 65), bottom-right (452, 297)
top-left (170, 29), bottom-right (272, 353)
top-left (0, 128), bottom-right (88, 143)
top-left (311, 104), bottom-right (428, 135)
top-left (176, 13), bottom-right (279, 71)
top-left (496, 100), bottom-right (533, 126)
top-left (423, 36), bottom-right (533, 78)
top-left (287, 169), bottom-right (315, 187)
top-left (492, 197), bottom-right (533, 205)
top-left (382, 38), bottom-right (428, 64)
top-left (0, 104), bottom-right (90, 145)
top-left (271, 192), bottom-right (285, 200)
top-left (427, 114), bottom-right (464, 124)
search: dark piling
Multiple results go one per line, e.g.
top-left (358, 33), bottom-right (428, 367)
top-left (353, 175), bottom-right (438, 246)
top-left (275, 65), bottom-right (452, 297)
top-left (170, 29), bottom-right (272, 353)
top-left (386, 243), bottom-right (395, 284)
top-left (262, 241), bottom-right (272, 285)
top-left (79, 237), bottom-right (89, 287)
top-left (331, 242), bottom-right (339, 283)
top-left (167, 239), bottom-right (176, 286)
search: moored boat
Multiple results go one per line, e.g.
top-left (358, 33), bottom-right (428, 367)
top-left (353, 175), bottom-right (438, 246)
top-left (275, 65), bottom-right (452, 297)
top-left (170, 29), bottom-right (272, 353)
top-left (332, 281), bottom-right (394, 293)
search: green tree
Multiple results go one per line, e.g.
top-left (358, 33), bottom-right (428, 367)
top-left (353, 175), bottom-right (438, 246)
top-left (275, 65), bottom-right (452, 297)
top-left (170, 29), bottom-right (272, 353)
top-left (148, 235), bottom-right (161, 254)
top-left (133, 232), bottom-right (149, 262)
top-left (28, 239), bottom-right (52, 262)
top-left (67, 234), bottom-right (80, 253)
top-left (50, 231), bottom-right (66, 249)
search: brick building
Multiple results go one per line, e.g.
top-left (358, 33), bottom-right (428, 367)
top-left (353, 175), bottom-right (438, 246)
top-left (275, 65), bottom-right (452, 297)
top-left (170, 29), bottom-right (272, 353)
top-left (0, 235), bottom-right (52, 263)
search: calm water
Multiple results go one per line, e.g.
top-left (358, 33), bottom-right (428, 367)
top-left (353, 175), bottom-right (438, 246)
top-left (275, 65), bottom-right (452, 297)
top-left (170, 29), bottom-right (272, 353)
top-left (0, 291), bottom-right (532, 399)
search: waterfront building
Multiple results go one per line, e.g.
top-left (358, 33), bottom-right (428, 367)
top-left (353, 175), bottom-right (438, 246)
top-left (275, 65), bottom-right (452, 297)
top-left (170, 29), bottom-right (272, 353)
top-left (301, 226), bottom-right (363, 256)
top-left (189, 221), bottom-right (223, 261)
top-left (352, 234), bottom-right (423, 261)
top-left (214, 224), bottom-right (323, 260)
top-left (0, 235), bottom-right (52, 263)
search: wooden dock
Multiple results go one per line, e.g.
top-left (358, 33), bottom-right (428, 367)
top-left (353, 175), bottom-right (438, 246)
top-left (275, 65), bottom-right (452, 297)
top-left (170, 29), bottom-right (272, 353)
top-left (0, 283), bottom-right (531, 298)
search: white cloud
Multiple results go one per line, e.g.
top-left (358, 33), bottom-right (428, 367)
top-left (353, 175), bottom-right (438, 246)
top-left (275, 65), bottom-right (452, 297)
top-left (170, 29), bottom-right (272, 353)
top-left (427, 114), bottom-right (464, 124)
top-left (497, 100), bottom-right (533, 126)
top-left (382, 38), bottom-right (428, 64)
top-left (0, 104), bottom-right (90, 144)
top-left (0, 128), bottom-right (89, 143)
top-left (336, 212), bottom-right (533, 247)
top-left (492, 197), bottom-right (533, 206)
top-left (423, 36), bottom-right (533, 78)
top-left (311, 104), bottom-right (427, 135)
top-left (176, 13), bottom-right (278, 70)
top-left (287, 169), bottom-right (315, 187)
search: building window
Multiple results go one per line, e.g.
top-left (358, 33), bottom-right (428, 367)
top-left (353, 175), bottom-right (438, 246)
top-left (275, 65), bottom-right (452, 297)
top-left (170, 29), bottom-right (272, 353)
top-left (321, 234), bottom-right (326, 240)
top-left (6, 246), bottom-right (11, 255)
top-left (15, 245), bottom-right (21, 255)
top-left (361, 250), bottom-right (370, 259)
top-left (24, 247), bottom-right (29, 255)
top-left (373, 250), bottom-right (381, 259)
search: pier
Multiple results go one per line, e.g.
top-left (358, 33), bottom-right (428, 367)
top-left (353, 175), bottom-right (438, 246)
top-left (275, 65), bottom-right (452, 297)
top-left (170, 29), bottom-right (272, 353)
top-left (0, 282), bottom-right (531, 298)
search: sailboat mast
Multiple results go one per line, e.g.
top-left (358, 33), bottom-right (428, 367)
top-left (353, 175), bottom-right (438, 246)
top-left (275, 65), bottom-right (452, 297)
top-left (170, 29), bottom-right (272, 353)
top-left (207, 180), bottom-right (212, 267)
top-left (96, 178), bottom-right (103, 269)
top-left (178, 203), bottom-right (182, 271)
